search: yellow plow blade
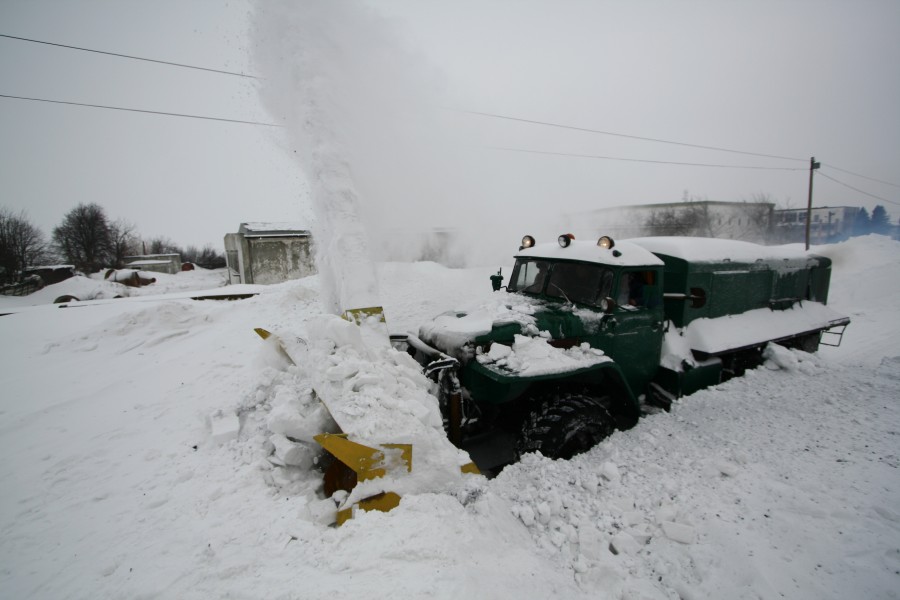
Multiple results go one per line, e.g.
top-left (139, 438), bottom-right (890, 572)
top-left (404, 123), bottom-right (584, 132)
top-left (256, 328), bottom-right (480, 526)
top-left (315, 433), bottom-right (412, 525)
top-left (341, 306), bottom-right (387, 325)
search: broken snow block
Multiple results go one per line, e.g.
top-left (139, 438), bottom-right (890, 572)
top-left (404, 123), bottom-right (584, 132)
top-left (210, 411), bottom-right (240, 444)
top-left (600, 461), bottom-right (620, 483)
top-left (661, 521), bottom-right (696, 544)
top-left (270, 433), bottom-right (315, 470)
top-left (305, 497), bottom-right (338, 526)
top-left (609, 532), bottom-right (642, 556)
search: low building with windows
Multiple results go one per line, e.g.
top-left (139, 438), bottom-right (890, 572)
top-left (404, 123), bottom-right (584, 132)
top-left (223, 222), bottom-right (316, 285)
top-left (568, 200), bottom-right (775, 243)
top-left (772, 206), bottom-right (861, 244)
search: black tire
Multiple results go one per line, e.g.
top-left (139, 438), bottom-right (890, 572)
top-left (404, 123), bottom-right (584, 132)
top-left (516, 392), bottom-right (616, 461)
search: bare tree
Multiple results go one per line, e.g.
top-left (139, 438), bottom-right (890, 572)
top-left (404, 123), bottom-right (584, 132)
top-left (181, 245), bottom-right (200, 264)
top-left (144, 236), bottom-right (181, 255)
top-left (109, 219), bottom-right (140, 267)
top-left (0, 208), bottom-right (48, 282)
top-left (735, 194), bottom-right (776, 242)
top-left (644, 207), bottom-right (695, 236)
top-left (52, 203), bottom-right (113, 273)
top-left (196, 244), bottom-right (226, 269)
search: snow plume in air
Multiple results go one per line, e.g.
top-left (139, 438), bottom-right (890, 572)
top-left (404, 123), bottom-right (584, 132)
top-left (250, 1), bottom-right (470, 288)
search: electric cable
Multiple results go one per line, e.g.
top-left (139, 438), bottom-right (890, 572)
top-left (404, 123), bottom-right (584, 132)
top-left (0, 33), bottom-right (257, 79)
top-left (817, 170), bottom-right (900, 207)
top-left (0, 93), bottom-right (279, 127)
top-left (821, 163), bottom-right (900, 189)
top-left (486, 146), bottom-right (806, 171)
top-left (463, 109), bottom-right (807, 162)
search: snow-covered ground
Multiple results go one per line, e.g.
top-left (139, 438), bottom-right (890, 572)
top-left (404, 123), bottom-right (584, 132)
top-left (1, 235), bottom-right (898, 599)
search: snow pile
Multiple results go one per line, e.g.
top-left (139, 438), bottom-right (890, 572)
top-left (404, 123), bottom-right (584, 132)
top-left (477, 333), bottom-right (610, 377)
top-left (245, 313), bottom-right (476, 521)
top-left (0, 267), bottom-right (228, 310)
top-left (0, 274), bottom-right (126, 306)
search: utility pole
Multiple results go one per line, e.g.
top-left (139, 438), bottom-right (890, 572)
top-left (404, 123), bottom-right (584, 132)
top-left (805, 156), bottom-right (821, 250)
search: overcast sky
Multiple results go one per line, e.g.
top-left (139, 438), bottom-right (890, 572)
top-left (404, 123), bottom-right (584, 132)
top-left (1, 0), bottom-right (898, 252)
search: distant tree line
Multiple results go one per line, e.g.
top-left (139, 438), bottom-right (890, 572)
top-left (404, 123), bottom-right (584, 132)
top-left (0, 203), bottom-right (226, 284)
top-left (851, 205), bottom-right (893, 237)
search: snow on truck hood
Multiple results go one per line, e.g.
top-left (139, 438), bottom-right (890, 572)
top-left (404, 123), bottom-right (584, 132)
top-left (476, 334), bottom-right (611, 378)
top-left (417, 293), bottom-right (541, 350)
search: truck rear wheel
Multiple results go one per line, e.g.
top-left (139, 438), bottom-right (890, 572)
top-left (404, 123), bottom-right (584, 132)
top-left (516, 392), bottom-right (615, 461)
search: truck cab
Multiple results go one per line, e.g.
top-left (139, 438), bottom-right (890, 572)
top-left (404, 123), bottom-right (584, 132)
top-left (506, 235), bottom-right (665, 395)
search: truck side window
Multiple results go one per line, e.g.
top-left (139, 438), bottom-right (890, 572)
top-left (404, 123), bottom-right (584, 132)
top-left (617, 270), bottom-right (659, 308)
top-left (509, 260), bottom-right (550, 294)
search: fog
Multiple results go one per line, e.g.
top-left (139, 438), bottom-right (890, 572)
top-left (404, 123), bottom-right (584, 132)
top-left (249, 0), bottom-right (900, 268)
top-left (1, 0), bottom-right (896, 261)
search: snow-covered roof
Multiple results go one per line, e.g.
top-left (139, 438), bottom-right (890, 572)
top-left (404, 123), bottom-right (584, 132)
top-left (516, 239), bottom-right (664, 267)
top-left (126, 260), bottom-right (171, 266)
top-left (629, 237), bottom-right (814, 263)
top-left (239, 222), bottom-right (311, 237)
top-left (25, 265), bottom-right (75, 271)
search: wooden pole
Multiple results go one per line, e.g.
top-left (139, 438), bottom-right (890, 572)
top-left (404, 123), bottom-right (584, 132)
top-left (805, 156), bottom-right (821, 250)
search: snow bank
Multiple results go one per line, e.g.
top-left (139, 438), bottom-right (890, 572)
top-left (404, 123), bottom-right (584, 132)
top-left (0, 268), bottom-right (228, 310)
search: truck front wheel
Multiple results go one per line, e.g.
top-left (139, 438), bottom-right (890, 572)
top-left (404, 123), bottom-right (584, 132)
top-left (516, 392), bottom-right (615, 461)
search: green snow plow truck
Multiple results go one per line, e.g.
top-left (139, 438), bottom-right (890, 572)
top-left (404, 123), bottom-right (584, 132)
top-left (406, 233), bottom-right (849, 470)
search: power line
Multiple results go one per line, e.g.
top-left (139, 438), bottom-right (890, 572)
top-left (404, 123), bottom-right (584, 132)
top-left (821, 162), bottom-right (900, 189)
top-left (0, 33), bottom-right (257, 79)
top-left (463, 109), bottom-right (807, 163)
top-left (0, 94), bottom-right (279, 127)
top-left (487, 146), bottom-right (807, 171)
top-left (817, 170), bottom-right (900, 207)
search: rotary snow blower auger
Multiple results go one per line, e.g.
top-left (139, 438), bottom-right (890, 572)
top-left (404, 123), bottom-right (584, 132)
top-left (255, 310), bottom-right (479, 526)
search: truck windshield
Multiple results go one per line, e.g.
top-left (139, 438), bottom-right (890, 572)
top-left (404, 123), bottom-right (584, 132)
top-left (509, 259), bottom-right (614, 306)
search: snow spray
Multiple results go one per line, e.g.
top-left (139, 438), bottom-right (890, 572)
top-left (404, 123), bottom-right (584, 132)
top-left (249, 1), bottom-right (390, 329)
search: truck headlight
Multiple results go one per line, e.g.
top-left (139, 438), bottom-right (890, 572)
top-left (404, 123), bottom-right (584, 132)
top-left (597, 236), bottom-right (615, 249)
top-left (558, 233), bottom-right (575, 248)
top-left (521, 235), bottom-right (535, 249)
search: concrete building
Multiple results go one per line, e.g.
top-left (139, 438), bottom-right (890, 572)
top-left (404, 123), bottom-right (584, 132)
top-left (124, 253), bottom-right (182, 275)
top-left (224, 222), bottom-right (316, 285)
top-left (569, 200), bottom-right (775, 243)
top-left (772, 206), bottom-right (861, 244)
